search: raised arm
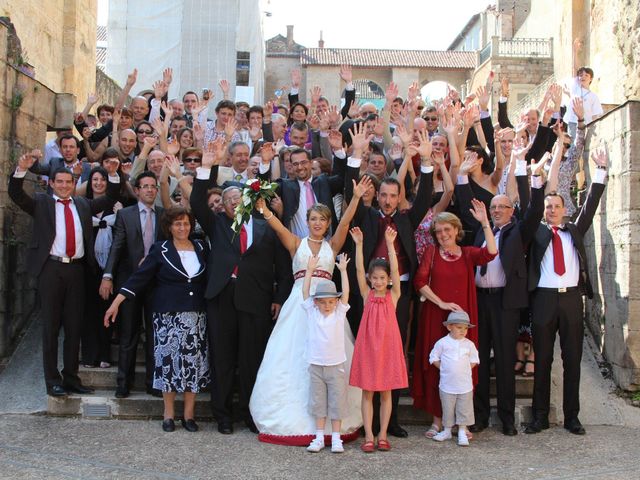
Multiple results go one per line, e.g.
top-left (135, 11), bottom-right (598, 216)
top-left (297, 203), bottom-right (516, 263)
top-left (114, 69), bottom-right (137, 113)
top-left (335, 253), bottom-right (350, 305)
top-left (302, 254), bottom-right (319, 300)
top-left (385, 227), bottom-right (401, 306)
top-left (470, 199), bottom-right (496, 254)
top-left (349, 227), bottom-right (370, 299)
top-left (330, 176), bottom-right (371, 254)
top-left (256, 197), bottom-right (300, 257)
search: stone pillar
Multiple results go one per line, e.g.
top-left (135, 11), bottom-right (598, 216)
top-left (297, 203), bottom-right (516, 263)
top-left (583, 101), bottom-right (640, 391)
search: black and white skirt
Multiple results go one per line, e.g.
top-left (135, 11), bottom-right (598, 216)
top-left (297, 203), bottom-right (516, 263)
top-left (152, 311), bottom-right (210, 393)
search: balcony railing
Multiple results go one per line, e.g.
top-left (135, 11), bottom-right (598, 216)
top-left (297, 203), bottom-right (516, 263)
top-left (477, 36), bottom-right (553, 65)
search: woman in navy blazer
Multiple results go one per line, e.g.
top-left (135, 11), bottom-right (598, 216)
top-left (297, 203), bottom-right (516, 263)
top-left (105, 207), bottom-right (210, 432)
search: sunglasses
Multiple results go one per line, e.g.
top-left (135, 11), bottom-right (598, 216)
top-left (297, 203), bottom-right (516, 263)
top-left (184, 157), bottom-right (202, 163)
top-left (424, 116), bottom-right (438, 121)
top-left (137, 129), bottom-right (153, 134)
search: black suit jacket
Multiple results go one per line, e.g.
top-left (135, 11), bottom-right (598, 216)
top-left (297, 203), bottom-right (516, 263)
top-left (8, 174), bottom-right (118, 278)
top-left (528, 181), bottom-right (605, 298)
top-left (190, 170), bottom-right (293, 314)
top-left (462, 179), bottom-right (545, 309)
top-left (497, 101), bottom-right (552, 162)
top-left (120, 239), bottom-right (208, 312)
top-left (103, 203), bottom-right (165, 285)
top-left (350, 168), bottom-right (434, 282)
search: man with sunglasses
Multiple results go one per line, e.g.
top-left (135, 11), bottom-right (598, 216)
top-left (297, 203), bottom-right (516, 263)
top-left (422, 106), bottom-right (440, 139)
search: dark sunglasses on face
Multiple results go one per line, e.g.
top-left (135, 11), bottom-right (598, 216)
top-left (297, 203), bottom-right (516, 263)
top-left (137, 129), bottom-right (153, 134)
top-left (184, 157), bottom-right (202, 163)
top-left (425, 116), bottom-right (438, 121)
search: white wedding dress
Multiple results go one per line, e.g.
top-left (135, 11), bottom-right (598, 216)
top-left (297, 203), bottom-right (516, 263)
top-left (249, 238), bottom-right (363, 445)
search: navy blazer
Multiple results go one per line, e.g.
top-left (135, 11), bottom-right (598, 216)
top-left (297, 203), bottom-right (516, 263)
top-left (120, 239), bottom-right (207, 312)
top-left (30, 158), bottom-right (92, 188)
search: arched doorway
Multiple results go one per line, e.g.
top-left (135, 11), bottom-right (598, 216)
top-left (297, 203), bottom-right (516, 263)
top-left (420, 80), bottom-right (456, 105)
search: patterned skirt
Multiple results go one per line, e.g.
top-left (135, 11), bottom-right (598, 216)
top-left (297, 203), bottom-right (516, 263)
top-left (152, 311), bottom-right (210, 393)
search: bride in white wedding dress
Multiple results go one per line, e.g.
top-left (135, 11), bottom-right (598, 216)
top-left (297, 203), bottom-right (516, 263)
top-left (249, 177), bottom-right (369, 445)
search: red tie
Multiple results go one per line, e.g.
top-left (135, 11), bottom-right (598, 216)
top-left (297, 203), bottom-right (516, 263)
top-left (551, 226), bottom-right (565, 276)
top-left (58, 199), bottom-right (76, 258)
top-left (233, 224), bottom-right (248, 276)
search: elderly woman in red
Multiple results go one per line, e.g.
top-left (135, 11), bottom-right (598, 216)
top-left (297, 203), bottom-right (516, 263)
top-left (411, 200), bottom-right (497, 439)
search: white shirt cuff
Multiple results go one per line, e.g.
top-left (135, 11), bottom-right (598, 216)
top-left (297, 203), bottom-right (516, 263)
top-left (514, 160), bottom-right (528, 177)
top-left (420, 165), bottom-right (434, 174)
top-left (480, 111), bottom-right (490, 119)
top-left (530, 175), bottom-right (543, 189)
top-left (334, 149), bottom-right (346, 159)
top-left (499, 96), bottom-right (508, 103)
top-left (13, 169), bottom-right (27, 178)
top-left (347, 157), bottom-right (361, 168)
top-left (196, 167), bottom-right (211, 180)
top-left (593, 168), bottom-right (608, 184)
top-left (373, 136), bottom-right (383, 143)
top-left (108, 174), bottom-right (120, 183)
top-left (151, 98), bottom-right (161, 107)
top-left (457, 174), bottom-right (469, 185)
top-left (345, 83), bottom-right (354, 91)
top-left (258, 163), bottom-right (270, 174)
top-left (319, 131), bottom-right (329, 138)
top-left (290, 88), bottom-right (299, 95)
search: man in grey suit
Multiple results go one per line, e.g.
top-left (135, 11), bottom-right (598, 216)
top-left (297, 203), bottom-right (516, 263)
top-left (29, 134), bottom-right (92, 188)
top-left (99, 171), bottom-right (164, 398)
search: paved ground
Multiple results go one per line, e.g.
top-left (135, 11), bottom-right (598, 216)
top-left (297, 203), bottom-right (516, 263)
top-left (0, 415), bottom-right (639, 480)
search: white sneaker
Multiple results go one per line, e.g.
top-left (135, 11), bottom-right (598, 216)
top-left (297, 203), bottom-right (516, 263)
top-left (331, 438), bottom-right (344, 453)
top-left (307, 438), bottom-right (325, 452)
top-left (458, 430), bottom-right (470, 446)
top-left (432, 430), bottom-right (452, 442)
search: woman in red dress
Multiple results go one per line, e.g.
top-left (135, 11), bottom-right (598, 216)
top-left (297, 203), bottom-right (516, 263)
top-left (412, 201), bottom-right (497, 438)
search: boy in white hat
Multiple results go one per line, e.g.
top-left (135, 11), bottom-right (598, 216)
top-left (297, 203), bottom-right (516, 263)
top-left (302, 253), bottom-right (350, 453)
top-left (429, 310), bottom-right (480, 446)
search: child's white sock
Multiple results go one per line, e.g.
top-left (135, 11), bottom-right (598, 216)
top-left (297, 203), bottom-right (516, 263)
top-left (331, 432), bottom-right (344, 453)
top-left (331, 432), bottom-right (340, 442)
top-left (316, 430), bottom-right (324, 441)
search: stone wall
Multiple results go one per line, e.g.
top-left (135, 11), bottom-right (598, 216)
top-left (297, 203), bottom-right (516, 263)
top-left (0, 0), bottom-right (97, 111)
top-left (583, 101), bottom-right (640, 391)
top-left (95, 67), bottom-right (126, 107)
top-left (265, 56), bottom-right (299, 104)
top-left (0, 23), bottom-right (75, 359)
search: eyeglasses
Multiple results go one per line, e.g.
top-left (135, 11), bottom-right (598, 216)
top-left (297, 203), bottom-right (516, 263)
top-left (137, 129), bottom-right (153, 134)
top-left (291, 160), bottom-right (309, 168)
top-left (184, 157), bottom-right (201, 163)
top-left (138, 184), bottom-right (158, 190)
top-left (425, 116), bottom-right (438, 121)
top-left (489, 204), bottom-right (513, 211)
top-left (223, 197), bottom-right (241, 205)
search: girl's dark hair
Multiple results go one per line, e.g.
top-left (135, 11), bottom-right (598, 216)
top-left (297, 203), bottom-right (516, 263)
top-left (368, 258), bottom-right (390, 277)
top-left (86, 166), bottom-right (108, 199)
top-left (467, 145), bottom-right (493, 175)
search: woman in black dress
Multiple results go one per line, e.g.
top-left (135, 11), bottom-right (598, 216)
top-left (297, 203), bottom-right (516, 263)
top-left (104, 207), bottom-right (210, 432)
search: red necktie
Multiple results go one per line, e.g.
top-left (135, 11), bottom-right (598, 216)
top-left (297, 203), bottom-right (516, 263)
top-left (58, 199), bottom-right (76, 258)
top-left (551, 226), bottom-right (565, 276)
top-left (233, 224), bottom-right (248, 276)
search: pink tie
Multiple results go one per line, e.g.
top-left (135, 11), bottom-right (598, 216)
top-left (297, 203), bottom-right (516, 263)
top-left (143, 208), bottom-right (154, 256)
top-left (304, 181), bottom-right (315, 210)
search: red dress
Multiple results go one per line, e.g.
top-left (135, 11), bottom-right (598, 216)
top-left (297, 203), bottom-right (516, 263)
top-left (350, 290), bottom-right (408, 391)
top-left (411, 245), bottom-right (496, 418)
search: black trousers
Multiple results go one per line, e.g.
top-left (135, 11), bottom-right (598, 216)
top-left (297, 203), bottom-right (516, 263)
top-left (81, 269), bottom-right (112, 365)
top-left (38, 259), bottom-right (85, 388)
top-left (207, 280), bottom-right (273, 423)
top-left (116, 289), bottom-right (154, 391)
top-left (530, 288), bottom-right (583, 422)
top-left (474, 289), bottom-right (520, 427)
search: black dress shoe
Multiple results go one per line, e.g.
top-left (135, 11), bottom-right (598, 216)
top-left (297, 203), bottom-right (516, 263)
top-left (387, 424), bottom-right (408, 438)
top-left (564, 418), bottom-right (586, 435)
top-left (468, 421), bottom-right (489, 433)
top-left (146, 388), bottom-right (163, 398)
top-left (63, 383), bottom-right (95, 394)
top-left (217, 421), bottom-right (233, 434)
top-left (181, 419), bottom-right (199, 432)
top-left (245, 419), bottom-right (259, 434)
top-left (502, 424), bottom-right (518, 436)
top-left (524, 419), bottom-right (550, 434)
top-left (115, 386), bottom-right (129, 398)
top-left (47, 385), bottom-right (68, 397)
top-left (162, 419), bottom-right (175, 432)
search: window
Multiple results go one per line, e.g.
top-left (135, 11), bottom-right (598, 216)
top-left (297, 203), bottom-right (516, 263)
top-left (236, 51), bottom-right (250, 87)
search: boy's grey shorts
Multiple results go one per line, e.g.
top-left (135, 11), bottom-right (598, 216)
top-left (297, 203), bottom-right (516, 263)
top-left (439, 389), bottom-right (474, 428)
top-left (308, 363), bottom-right (347, 420)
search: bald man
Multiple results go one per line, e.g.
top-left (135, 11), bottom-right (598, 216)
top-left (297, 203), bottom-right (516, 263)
top-left (130, 96), bottom-right (150, 124)
top-left (455, 160), bottom-right (545, 436)
top-left (118, 129), bottom-right (138, 163)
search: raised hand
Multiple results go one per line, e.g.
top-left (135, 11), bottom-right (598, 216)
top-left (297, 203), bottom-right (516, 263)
top-left (309, 86), bottom-right (322, 105)
top-left (416, 129), bottom-right (433, 160)
top-left (153, 80), bottom-right (168, 100)
top-left (432, 150), bottom-right (446, 168)
top-left (501, 76), bottom-right (510, 98)
top-left (550, 83), bottom-right (563, 111)
top-left (353, 175), bottom-right (372, 199)
top-left (263, 100), bottom-right (273, 122)
top-left (160, 101), bottom-right (174, 120)
top-left (164, 155), bottom-right (182, 177)
top-left (459, 151), bottom-right (480, 175)
top-left (328, 129), bottom-right (343, 151)
top-left (389, 141), bottom-right (403, 160)
top-left (260, 142), bottom-right (275, 164)
top-left (442, 115), bottom-right (458, 136)
top-left (290, 69), bottom-right (301, 89)
top-left (120, 161), bottom-right (132, 176)
top-left (349, 226), bottom-right (363, 245)
top-left (72, 162), bottom-right (84, 177)
top-left (530, 152), bottom-right (551, 175)
top-left (476, 85), bottom-right (490, 111)
top-left (394, 122), bottom-right (412, 147)
top-left (469, 198), bottom-right (489, 224)
top-left (335, 253), bottom-right (350, 272)
top-left (385, 82), bottom-right (399, 105)
top-left (326, 105), bottom-right (340, 128)
top-left (17, 152), bottom-right (37, 172)
top-left (219, 79), bottom-right (230, 97)
top-left (339, 64), bottom-right (352, 84)
top-left (308, 114), bottom-right (320, 131)
top-left (162, 68), bottom-right (173, 85)
top-left (347, 100), bottom-right (359, 119)
top-left (224, 117), bottom-right (238, 138)
top-left (373, 116), bottom-right (385, 137)
top-left (151, 118), bottom-right (166, 138)
top-left (306, 253), bottom-right (320, 272)
top-left (202, 137), bottom-right (226, 168)
top-left (349, 121), bottom-right (374, 154)
top-left (87, 92), bottom-right (99, 105)
top-left (384, 225), bottom-right (397, 244)
top-left (512, 136), bottom-right (533, 159)
top-left (408, 81), bottom-right (420, 101)
top-left (166, 137), bottom-right (180, 155)
top-left (193, 120), bottom-right (204, 144)
top-left (572, 97), bottom-right (585, 120)
top-left (126, 68), bottom-right (138, 87)
top-left (591, 147), bottom-right (608, 168)
top-left (103, 158), bottom-right (120, 176)
top-left (249, 126), bottom-right (262, 141)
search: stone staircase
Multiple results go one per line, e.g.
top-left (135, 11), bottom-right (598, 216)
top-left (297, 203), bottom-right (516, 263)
top-left (48, 343), bottom-right (555, 426)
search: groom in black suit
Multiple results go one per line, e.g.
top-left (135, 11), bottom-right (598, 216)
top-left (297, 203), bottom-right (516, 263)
top-left (191, 142), bottom-right (292, 434)
top-left (9, 152), bottom-right (119, 396)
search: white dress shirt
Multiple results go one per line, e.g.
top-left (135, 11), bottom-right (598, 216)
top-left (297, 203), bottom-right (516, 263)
top-left (50, 195), bottom-right (84, 259)
top-left (302, 297), bottom-right (349, 366)
top-left (538, 226), bottom-right (580, 289)
top-left (475, 226), bottom-right (506, 288)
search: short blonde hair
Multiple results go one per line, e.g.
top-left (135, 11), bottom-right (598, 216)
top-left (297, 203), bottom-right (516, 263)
top-left (429, 212), bottom-right (464, 245)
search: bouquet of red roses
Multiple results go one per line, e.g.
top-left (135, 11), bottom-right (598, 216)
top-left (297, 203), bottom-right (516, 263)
top-left (231, 178), bottom-right (279, 236)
